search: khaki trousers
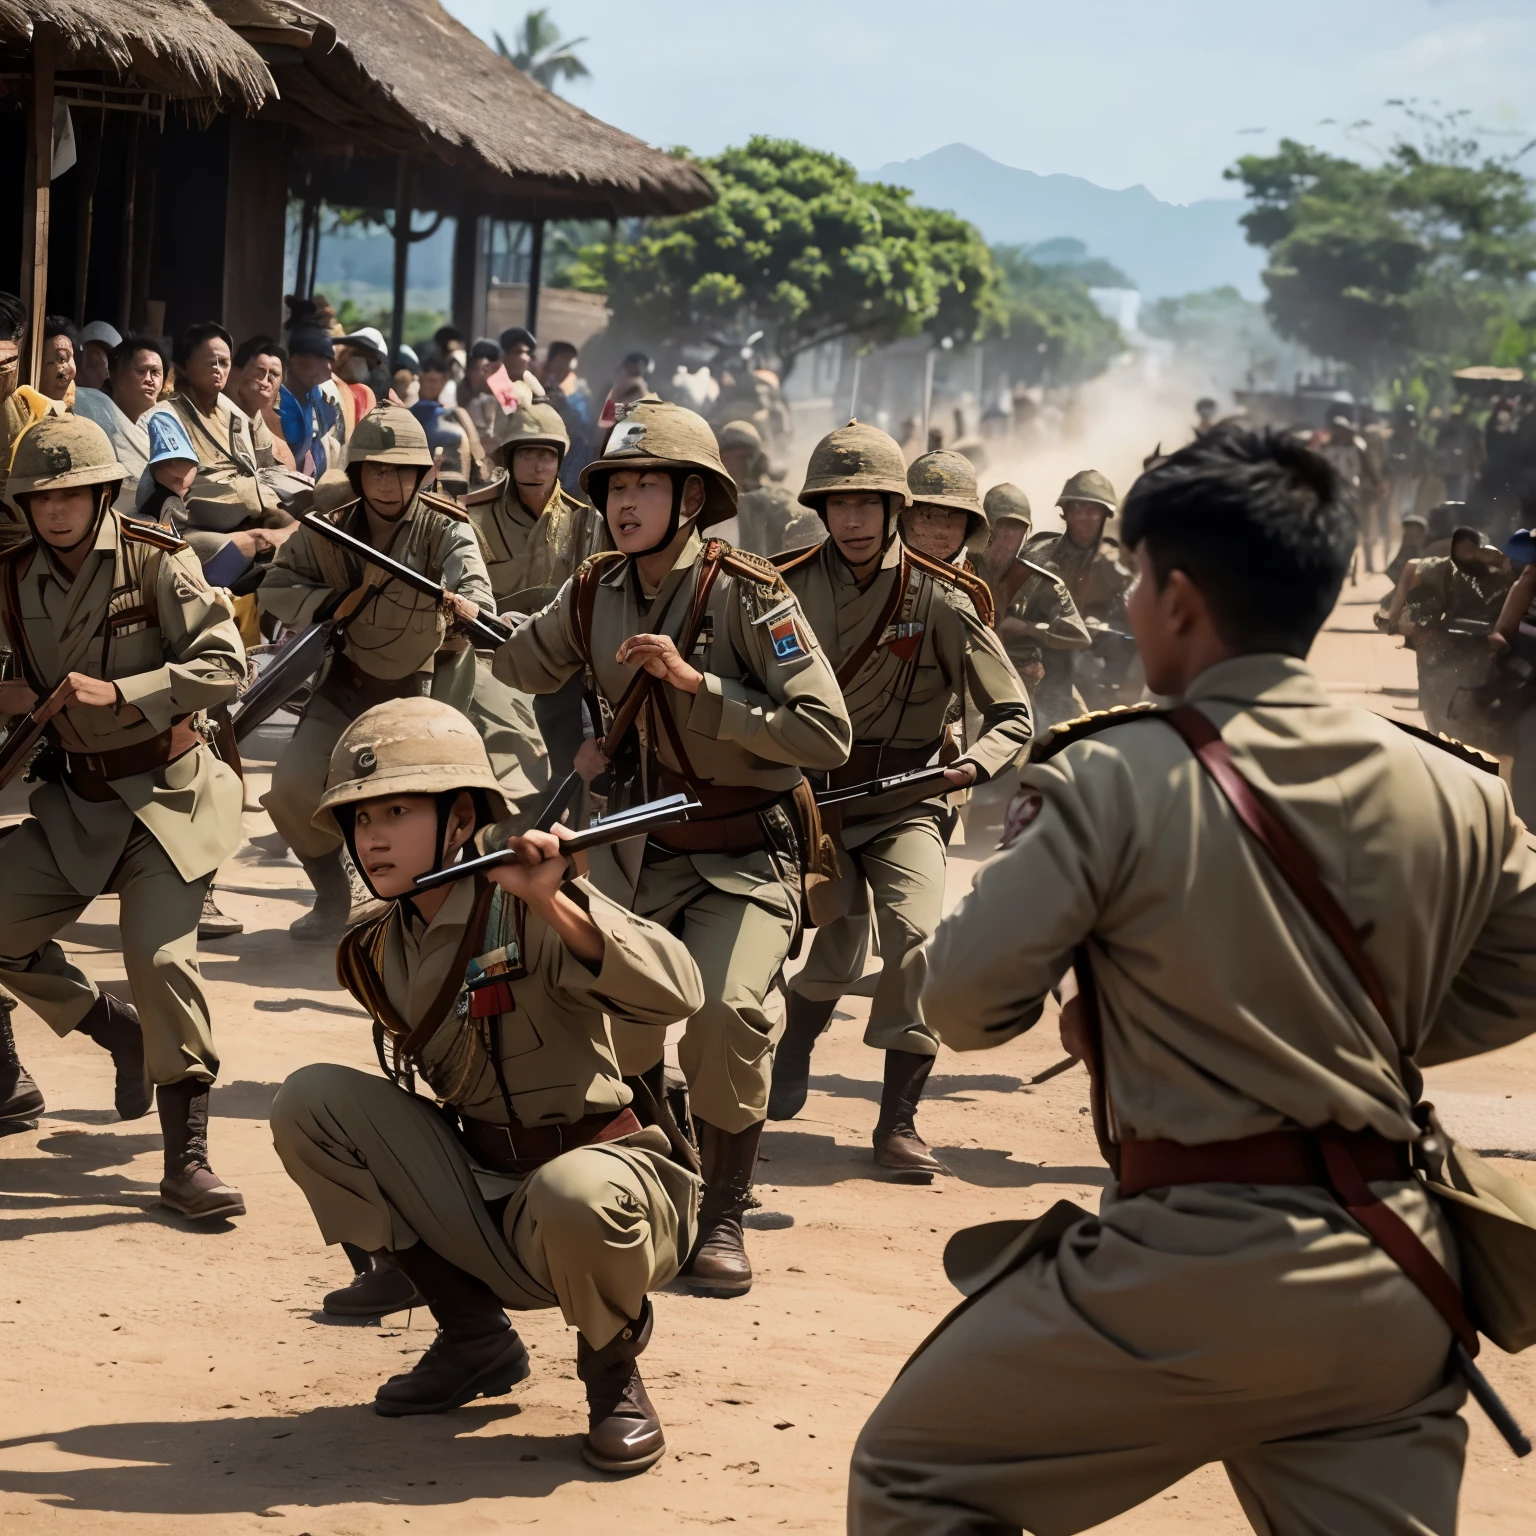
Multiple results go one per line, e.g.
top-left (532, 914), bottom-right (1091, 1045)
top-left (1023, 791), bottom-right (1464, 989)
top-left (848, 1183), bottom-right (1465, 1536)
top-left (0, 817), bottom-right (217, 1085)
top-left (791, 815), bottom-right (945, 1057)
top-left (611, 851), bottom-right (795, 1135)
top-left (271, 1064), bottom-right (696, 1349)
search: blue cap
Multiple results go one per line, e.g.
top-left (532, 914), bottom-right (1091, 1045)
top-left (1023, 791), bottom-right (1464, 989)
top-left (146, 412), bottom-right (197, 468)
top-left (1505, 529), bottom-right (1536, 567)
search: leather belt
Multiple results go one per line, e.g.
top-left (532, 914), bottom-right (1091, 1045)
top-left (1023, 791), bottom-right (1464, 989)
top-left (1118, 1127), bottom-right (1413, 1198)
top-left (825, 739), bottom-right (942, 791)
top-left (323, 654), bottom-right (435, 710)
top-left (458, 1106), bottom-right (642, 1177)
top-left (64, 717), bottom-right (203, 802)
top-left (649, 770), bottom-right (784, 854)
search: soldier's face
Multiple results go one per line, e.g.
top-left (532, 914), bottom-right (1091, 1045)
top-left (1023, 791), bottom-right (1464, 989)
top-left (1064, 502), bottom-right (1105, 547)
top-left (607, 469), bottom-right (697, 553)
top-left (512, 445), bottom-right (561, 509)
top-left (26, 487), bottom-right (98, 549)
top-left (721, 446), bottom-right (755, 483)
top-left (985, 521), bottom-right (1027, 566)
top-left (360, 462), bottom-right (420, 519)
top-left (903, 503), bottom-right (969, 561)
top-left (826, 492), bottom-right (887, 567)
top-left (351, 792), bottom-right (476, 897)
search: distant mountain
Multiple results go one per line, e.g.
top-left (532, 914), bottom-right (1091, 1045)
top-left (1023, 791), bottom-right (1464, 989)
top-left (873, 144), bottom-right (1266, 302)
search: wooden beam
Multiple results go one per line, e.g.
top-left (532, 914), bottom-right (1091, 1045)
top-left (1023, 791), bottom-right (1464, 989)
top-left (525, 216), bottom-right (544, 339)
top-left (389, 157), bottom-right (409, 357)
top-left (20, 26), bottom-right (55, 389)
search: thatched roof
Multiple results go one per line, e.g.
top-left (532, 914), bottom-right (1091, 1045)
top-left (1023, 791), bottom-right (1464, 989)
top-left (0, 0), bottom-right (275, 111)
top-left (219, 0), bottom-right (714, 220)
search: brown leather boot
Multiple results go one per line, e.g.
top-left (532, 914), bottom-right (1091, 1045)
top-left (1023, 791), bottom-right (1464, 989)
top-left (157, 1078), bottom-right (246, 1219)
top-left (291, 852), bottom-right (352, 942)
top-left (324, 1246), bottom-right (425, 1319)
top-left (577, 1299), bottom-right (665, 1473)
top-left (0, 998), bottom-right (43, 1131)
top-left (197, 887), bottom-right (243, 940)
top-left (685, 1119), bottom-right (763, 1296)
top-left (76, 993), bottom-right (152, 1121)
top-left (872, 1050), bottom-right (949, 1180)
top-left (767, 993), bottom-right (836, 1121)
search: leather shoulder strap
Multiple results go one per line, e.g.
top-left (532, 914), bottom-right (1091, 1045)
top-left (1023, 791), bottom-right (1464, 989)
top-left (0, 547), bottom-right (45, 693)
top-left (904, 544), bottom-right (995, 627)
top-left (572, 552), bottom-right (624, 667)
top-left (770, 542), bottom-right (823, 574)
top-left (418, 490), bottom-right (469, 522)
top-left (463, 473), bottom-right (506, 508)
top-left (718, 545), bottom-right (782, 586)
top-left (335, 912), bottom-right (408, 1037)
top-left (121, 520), bottom-right (189, 553)
top-left (835, 550), bottom-right (912, 690)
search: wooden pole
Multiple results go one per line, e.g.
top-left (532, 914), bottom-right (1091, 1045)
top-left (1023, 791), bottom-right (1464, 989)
top-left (389, 158), bottom-right (409, 357)
top-left (20, 27), bottom-right (55, 389)
top-left (525, 216), bottom-right (544, 337)
top-left (117, 115), bottom-right (139, 332)
top-left (72, 109), bottom-right (104, 327)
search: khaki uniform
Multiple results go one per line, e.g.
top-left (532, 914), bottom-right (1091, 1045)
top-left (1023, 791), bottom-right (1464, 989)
top-left (998, 558), bottom-right (1091, 730)
top-left (495, 530), bottom-right (851, 1130)
top-left (271, 874), bottom-right (704, 1348)
top-left (1025, 529), bottom-right (1136, 712)
top-left (259, 492), bottom-right (545, 860)
top-left (1403, 552), bottom-right (1512, 745)
top-left (778, 538), bottom-right (1030, 1054)
top-left (0, 515), bottom-right (245, 1083)
top-left (851, 654), bottom-right (1536, 1535)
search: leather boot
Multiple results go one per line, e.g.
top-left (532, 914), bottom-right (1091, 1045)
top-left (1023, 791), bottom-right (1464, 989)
top-left (291, 851), bottom-right (352, 942)
top-left (577, 1299), bottom-right (665, 1473)
top-left (76, 993), bottom-right (152, 1120)
top-left (0, 998), bottom-right (44, 1131)
top-left (873, 1049), bottom-right (949, 1179)
top-left (684, 1118), bottom-right (763, 1296)
top-left (157, 1078), bottom-right (246, 1219)
top-left (373, 1242), bottom-right (530, 1416)
top-left (324, 1248), bottom-right (426, 1319)
top-left (766, 993), bottom-right (836, 1122)
top-left (197, 887), bottom-right (243, 940)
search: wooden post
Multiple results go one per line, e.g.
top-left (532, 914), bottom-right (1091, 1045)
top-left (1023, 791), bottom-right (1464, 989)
top-left (525, 217), bottom-right (544, 337)
top-left (389, 158), bottom-right (409, 357)
top-left (117, 115), bottom-right (139, 332)
top-left (20, 28), bottom-right (55, 389)
top-left (72, 109), bottom-right (104, 327)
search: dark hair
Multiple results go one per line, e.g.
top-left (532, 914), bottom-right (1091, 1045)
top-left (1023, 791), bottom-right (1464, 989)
top-left (469, 338), bottom-right (501, 365)
top-left (110, 333), bottom-right (167, 376)
top-left (546, 340), bottom-right (578, 362)
top-left (433, 325), bottom-right (465, 348)
top-left (173, 321), bottom-right (234, 368)
top-left (43, 315), bottom-right (79, 352)
top-left (621, 350), bottom-right (652, 372)
top-left (499, 326), bottom-right (537, 352)
top-left (0, 291), bottom-right (24, 344)
top-left (1120, 427), bottom-right (1354, 657)
top-left (234, 334), bottom-right (288, 369)
top-left (420, 353), bottom-right (451, 376)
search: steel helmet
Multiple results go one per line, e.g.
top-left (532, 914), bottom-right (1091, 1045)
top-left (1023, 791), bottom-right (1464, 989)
top-left (1056, 469), bottom-right (1118, 515)
top-left (907, 449), bottom-right (987, 547)
top-left (490, 397), bottom-right (570, 462)
top-left (346, 404), bottom-right (434, 469)
top-left (798, 420), bottom-right (910, 511)
top-left (6, 413), bottom-right (126, 502)
top-left (579, 394), bottom-right (737, 528)
top-left (983, 482), bottom-right (1032, 530)
top-left (717, 419), bottom-right (765, 454)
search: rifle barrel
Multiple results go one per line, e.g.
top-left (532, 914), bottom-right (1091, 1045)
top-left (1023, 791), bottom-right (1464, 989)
top-left (814, 764), bottom-right (957, 808)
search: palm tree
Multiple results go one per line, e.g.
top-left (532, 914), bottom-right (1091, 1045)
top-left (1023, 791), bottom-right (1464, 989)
top-left (494, 8), bottom-right (590, 92)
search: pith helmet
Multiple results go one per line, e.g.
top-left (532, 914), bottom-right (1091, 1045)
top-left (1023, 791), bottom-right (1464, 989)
top-left (717, 419), bottom-right (765, 453)
top-left (579, 394), bottom-right (737, 527)
top-left (346, 404), bottom-right (434, 469)
top-left (908, 450), bottom-right (983, 517)
top-left (314, 698), bottom-right (511, 831)
top-left (1056, 469), bottom-right (1117, 514)
top-left (983, 482), bottom-right (1032, 529)
top-left (6, 414), bottom-right (126, 501)
top-left (491, 397), bottom-right (569, 461)
top-left (798, 420), bottom-right (910, 511)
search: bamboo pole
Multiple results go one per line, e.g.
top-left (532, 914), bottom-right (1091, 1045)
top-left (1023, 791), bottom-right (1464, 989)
top-left (20, 27), bottom-right (55, 389)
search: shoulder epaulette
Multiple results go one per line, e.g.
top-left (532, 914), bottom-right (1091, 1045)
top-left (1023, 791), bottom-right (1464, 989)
top-left (770, 543), bottom-right (823, 574)
top-left (718, 545), bottom-right (783, 585)
top-left (1031, 702), bottom-right (1161, 763)
top-left (121, 520), bottom-right (188, 552)
top-left (904, 545), bottom-right (996, 627)
top-left (463, 474), bottom-right (507, 508)
top-left (576, 550), bottom-right (625, 579)
top-left (319, 497), bottom-right (361, 525)
top-left (418, 490), bottom-right (468, 522)
top-left (1389, 719), bottom-right (1500, 775)
top-left (1017, 557), bottom-right (1067, 587)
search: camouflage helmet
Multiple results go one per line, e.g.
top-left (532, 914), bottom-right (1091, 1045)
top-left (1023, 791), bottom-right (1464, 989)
top-left (6, 414), bottom-right (126, 503)
top-left (314, 698), bottom-right (511, 833)
top-left (579, 394), bottom-right (737, 528)
top-left (1056, 468), bottom-right (1118, 515)
top-left (346, 404), bottom-right (434, 469)
top-left (490, 397), bottom-right (569, 462)
top-left (983, 482), bottom-right (1032, 530)
top-left (798, 420), bottom-right (911, 511)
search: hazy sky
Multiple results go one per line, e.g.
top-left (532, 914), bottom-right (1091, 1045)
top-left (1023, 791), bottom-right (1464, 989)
top-left (444, 0), bottom-right (1534, 205)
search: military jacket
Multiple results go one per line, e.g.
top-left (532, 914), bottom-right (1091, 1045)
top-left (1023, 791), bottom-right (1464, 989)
top-left (919, 654), bottom-right (1536, 1146)
top-left (495, 528), bottom-right (850, 796)
top-left (775, 537), bottom-right (1031, 827)
top-left (155, 393), bottom-right (280, 531)
top-left (1404, 555), bottom-right (1512, 634)
top-left (1024, 530), bottom-right (1133, 623)
top-left (0, 513), bottom-right (245, 890)
top-left (465, 478), bottom-right (604, 615)
top-left (338, 873), bottom-right (705, 1129)
top-left (736, 484), bottom-right (803, 558)
top-left (260, 491), bottom-right (494, 701)
top-left (998, 561), bottom-right (1092, 660)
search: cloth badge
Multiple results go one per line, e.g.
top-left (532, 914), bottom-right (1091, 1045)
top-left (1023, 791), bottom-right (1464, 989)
top-left (769, 612), bottom-right (807, 661)
top-left (1001, 788), bottom-right (1044, 848)
top-left (880, 620), bottom-right (925, 663)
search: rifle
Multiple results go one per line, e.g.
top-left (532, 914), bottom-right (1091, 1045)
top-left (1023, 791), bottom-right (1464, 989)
top-left (814, 763), bottom-right (961, 808)
top-left (0, 681), bottom-right (70, 794)
top-left (412, 792), bottom-right (700, 893)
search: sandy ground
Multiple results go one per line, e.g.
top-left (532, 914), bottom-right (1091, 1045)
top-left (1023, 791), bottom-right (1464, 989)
top-left (2, 585), bottom-right (1535, 1536)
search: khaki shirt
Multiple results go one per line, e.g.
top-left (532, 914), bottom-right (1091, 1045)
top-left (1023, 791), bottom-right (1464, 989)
top-left (999, 562), bottom-right (1092, 661)
top-left (495, 528), bottom-right (850, 794)
top-left (919, 653), bottom-right (1536, 1145)
top-left (0, 514), bottom-right (246, 888)
top-left (1024, 530), bottom-right (1133, 623)
top-left (156, 393), bottom-right (278, 532)
top-left (358, 875), bottom-right (705, 1127)
top-left (466, 478), bottom-right (604, 615)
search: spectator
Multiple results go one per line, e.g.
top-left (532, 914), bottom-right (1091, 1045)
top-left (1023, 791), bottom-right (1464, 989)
top-left (432, 324), bottom-right (467, 407)
top-left (72, 333), bottom-right (167, 514)
top-left (77, 320), bottom-right (122, 393)
top-left (460, 337), bottom-right (502, 441)
top-left (391, 345), bottom-right (421, 407)
top-left (232, 336), bottom-right (297, 471)
top-left (411, 353), bottom-right (485, 494)
top-left (540, 340), bottom-right (595, 491)
top-left (597, 349), bottom-right (653, 432)
top-left (281, 326), bottom-right (346, 476)
top-left (499, 325), bottom-right (536, 381)
top-left (38, 316), bottom-right (78, 406)
top-left (335, 325), bottom-right (390, 403)
top-left (0, 290), bottom-right (31, 506)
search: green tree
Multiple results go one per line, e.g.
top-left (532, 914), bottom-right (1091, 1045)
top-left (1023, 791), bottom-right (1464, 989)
top-left (566, 137), bottom-right (1003, 378)
top-left (495, 8), bottom-right (589, 92)
top-left (1228, 107), bottom-right (1536, 394)
top-left (985, 244), bottom-right (1123, 387)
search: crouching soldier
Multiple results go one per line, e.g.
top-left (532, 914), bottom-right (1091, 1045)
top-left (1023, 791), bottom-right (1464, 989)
top-left (270, 698), bottom-right (704, 1473)
top-left (0, 416), bottom-right (246, 1217)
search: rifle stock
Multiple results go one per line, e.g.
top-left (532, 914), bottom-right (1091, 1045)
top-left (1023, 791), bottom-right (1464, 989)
top-left (0, 681), bottom-right (73, 793)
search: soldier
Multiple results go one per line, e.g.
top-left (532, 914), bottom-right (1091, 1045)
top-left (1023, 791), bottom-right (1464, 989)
top-left (898, 450), bottom-right (990, 569)
top-left (260, 404), bottom-right (545, 941)
top-left (494, 395), bottom-right (851, 1294)
top-left (271, 699), bottom-right (703, 1472)
top-left (849, 426), bottom-right (1536, 1535)
top-left (464, 396), bottom-right (604, 783)
top-left (715, 419), bottom-right (808, 557)
top-left (1316, 413), bottom-right (1383, 571)
top-left (0, 415), bottom-right (246, 1218)
top-left (766, 424), bottom-right (1031, 1174)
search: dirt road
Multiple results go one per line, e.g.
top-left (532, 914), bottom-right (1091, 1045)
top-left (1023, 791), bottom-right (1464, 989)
top-left (1, 587), bottom-right (1533, 1535)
